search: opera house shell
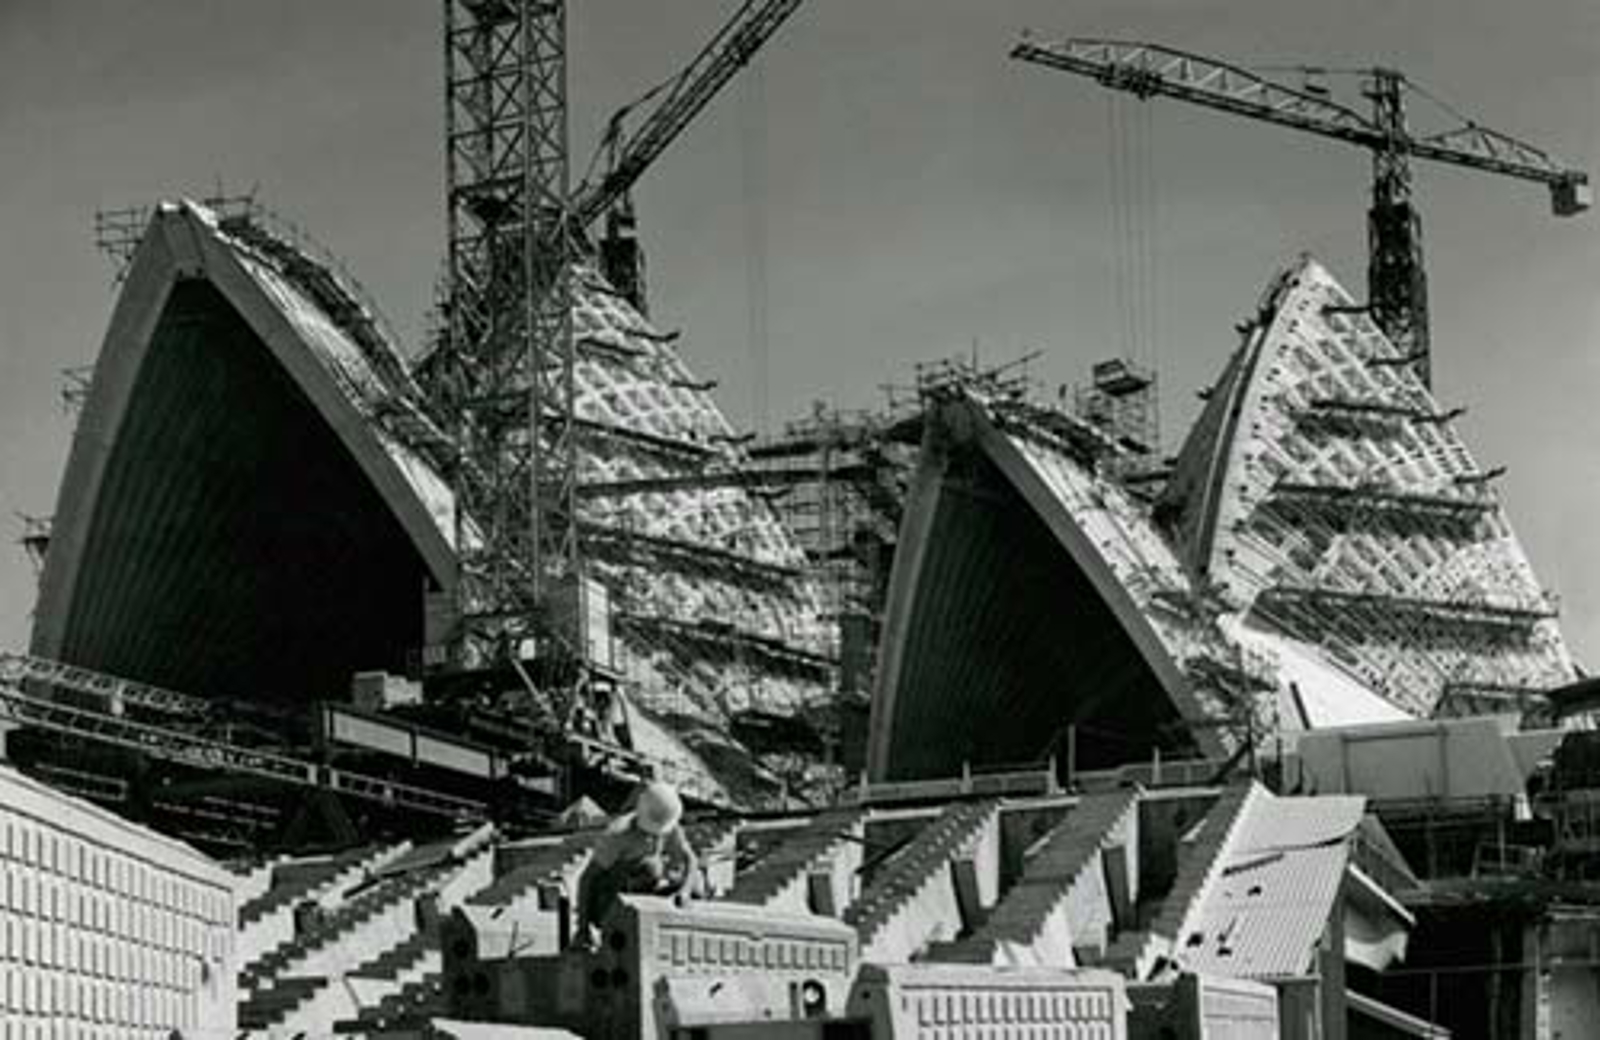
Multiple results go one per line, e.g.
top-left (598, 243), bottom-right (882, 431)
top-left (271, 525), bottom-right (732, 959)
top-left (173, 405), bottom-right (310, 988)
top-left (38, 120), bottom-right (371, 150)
top-left (868, 257), bottom-right (1576, 782)
top-left (29, 200), bottom-right (1576, 799)
top-left (31, 201), bottom-right (837, 801)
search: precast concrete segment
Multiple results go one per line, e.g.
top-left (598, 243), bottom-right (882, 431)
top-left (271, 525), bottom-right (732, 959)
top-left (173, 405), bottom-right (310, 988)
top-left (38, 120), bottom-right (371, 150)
top-left (0, 761), bottom-right (236, 1038)
top-left (1159, 256), bottom-right (1574, 720)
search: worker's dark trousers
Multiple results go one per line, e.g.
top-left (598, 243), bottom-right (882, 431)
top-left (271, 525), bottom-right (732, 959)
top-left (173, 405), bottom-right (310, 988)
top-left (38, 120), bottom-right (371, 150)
top-left (583, 861), bottom-right (664, 933)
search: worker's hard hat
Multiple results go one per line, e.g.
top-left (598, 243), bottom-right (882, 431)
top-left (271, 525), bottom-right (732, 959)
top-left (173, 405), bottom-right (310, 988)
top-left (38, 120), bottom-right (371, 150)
top-left (635, 781), bottom-right (683, 836)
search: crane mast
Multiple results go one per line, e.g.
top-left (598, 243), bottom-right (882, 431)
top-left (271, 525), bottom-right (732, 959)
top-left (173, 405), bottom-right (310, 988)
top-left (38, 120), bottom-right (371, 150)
top-left (1366, 69), bottom-right (1430, 384)
top-left (444, 0), bottom-right (576, 674)
top-left (1012, 37), bottom-right (1591, 389)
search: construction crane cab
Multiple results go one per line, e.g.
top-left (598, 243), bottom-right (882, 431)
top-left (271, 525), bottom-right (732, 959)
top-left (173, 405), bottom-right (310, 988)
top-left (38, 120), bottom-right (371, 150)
top-left (1551, 174), bottom-right (1592, 216)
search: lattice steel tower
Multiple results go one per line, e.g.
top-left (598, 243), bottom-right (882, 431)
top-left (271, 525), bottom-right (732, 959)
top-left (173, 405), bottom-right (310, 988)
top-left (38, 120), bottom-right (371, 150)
top-left (1363, 69), bottom-right (1430, 388)
top-left (443, 0), bottom-right (579, 668)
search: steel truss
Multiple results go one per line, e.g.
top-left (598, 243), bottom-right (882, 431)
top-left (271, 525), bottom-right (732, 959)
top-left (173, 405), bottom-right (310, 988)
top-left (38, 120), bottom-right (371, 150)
top-left (0, 673), bottom-right (483, 820)
top-left (444, 0), bottom-right (579, 667)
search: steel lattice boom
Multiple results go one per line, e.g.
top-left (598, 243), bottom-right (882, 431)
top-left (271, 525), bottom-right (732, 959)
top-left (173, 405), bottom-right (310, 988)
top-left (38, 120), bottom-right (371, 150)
top-left (1012, 36), bottom-right (1592, 388)
top-left (571, 0), bottom-right (806, 234)
top-left (444, 0), bottom-right (578, 666)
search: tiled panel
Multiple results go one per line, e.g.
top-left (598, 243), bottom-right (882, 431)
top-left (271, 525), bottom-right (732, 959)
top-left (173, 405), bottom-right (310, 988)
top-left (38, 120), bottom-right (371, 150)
top-left (0, 765), bottom-right (235, 1039)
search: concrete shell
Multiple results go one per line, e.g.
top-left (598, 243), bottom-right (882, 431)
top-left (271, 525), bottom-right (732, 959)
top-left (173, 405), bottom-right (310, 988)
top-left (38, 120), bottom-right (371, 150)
top-left (33, 202), bottom-right (454, 704)
top-left (1161, 256), bottom-right (1574, 719)
top-left (867, 393), bottom-right (1238, 782)
top-left (867, 255), bottom-right (1577, 784)
top-left (31, 201), bottom-right (834, 800)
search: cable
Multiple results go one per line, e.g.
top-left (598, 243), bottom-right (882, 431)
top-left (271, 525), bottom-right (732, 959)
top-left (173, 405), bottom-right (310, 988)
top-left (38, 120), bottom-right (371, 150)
top-left (1107, 96), bottom-right (1128, 362)
top-left (741, 59), bottom-right (771, 437)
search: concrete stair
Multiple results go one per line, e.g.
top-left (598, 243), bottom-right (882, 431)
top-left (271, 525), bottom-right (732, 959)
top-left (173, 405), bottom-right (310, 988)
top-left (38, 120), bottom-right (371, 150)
top-left (334, 973), bottom-right (445, 1035)
top-left (930, 789), bottom-right (1139, 967)
top-left (1102, 783), bottom-right (1259, 979)
top-left (241, 864), bottom-right (441, 988)
top-left (723, 808), bottom-right (866, 914)
top-left (239, 927), bottom-right (441, 1032)
top-left (237, 831), bottom-right (496, 1036)
top-left (232, 855), bottom-right (287, 910)
top-left (467, 831), bottom-right (600, 909)
top-left (237, 843), bottom-right (410, 973)
top-left (354, 925), bottom-right (440, 981)
top-left (241, 830), bottom-right (491, 990)
top-left (238, 974), bottom-right (327, 1031)
top-left (238, 845), bottom-right (377, 927)
top-left (845, 799), bottom-right (1000, 962)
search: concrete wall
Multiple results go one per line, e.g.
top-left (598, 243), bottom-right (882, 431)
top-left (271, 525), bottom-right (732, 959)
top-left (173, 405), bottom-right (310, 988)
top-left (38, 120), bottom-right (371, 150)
top-left (1129, 974), bottom-right (1278, 1040)
top-left (1549, 966), bottom-right (1600, 1040)
top-left (0, 762), bottom-right (236, 1038)
top-left (1292, 719), bottom-right (1527, 803)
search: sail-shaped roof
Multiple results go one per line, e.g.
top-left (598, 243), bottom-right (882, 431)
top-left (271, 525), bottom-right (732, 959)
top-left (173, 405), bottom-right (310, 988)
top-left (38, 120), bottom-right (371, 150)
top-left (867, 390), bottom-right (1259, 781)
top-left (33, 200), bottom-right (836, 802)
top-left (868, 256), bottom-right (1577, 784)
top-left (1160, 256), bottom-right (1573, 719)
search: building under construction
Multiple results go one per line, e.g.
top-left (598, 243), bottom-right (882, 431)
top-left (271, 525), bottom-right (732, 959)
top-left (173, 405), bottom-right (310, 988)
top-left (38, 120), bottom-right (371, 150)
top-left (1, 4), bottom-right (1598, 1039)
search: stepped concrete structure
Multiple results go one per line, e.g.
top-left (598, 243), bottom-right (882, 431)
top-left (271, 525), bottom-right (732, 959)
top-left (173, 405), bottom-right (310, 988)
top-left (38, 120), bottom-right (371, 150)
top-left (211, 780), bottom-right (1415, 1037)
top-left (30, 200), bottom-right (836, 803)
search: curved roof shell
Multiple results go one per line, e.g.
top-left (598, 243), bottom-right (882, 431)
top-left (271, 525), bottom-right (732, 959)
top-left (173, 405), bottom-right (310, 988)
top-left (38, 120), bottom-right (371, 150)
top-left (32, 201), bottom-right (834, 801)
top-left (33, 203), bottom-right (455, 703)
top-left (867, 393), bottom-right (1245, 781)
top-left (1160, 257), bottom-right (1573, 719)
top-left (868, 255), bottom-right (1577, 784)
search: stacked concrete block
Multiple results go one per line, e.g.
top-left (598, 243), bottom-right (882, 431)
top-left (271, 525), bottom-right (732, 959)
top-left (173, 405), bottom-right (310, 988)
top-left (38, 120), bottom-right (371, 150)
top-left (0, 762), bottom-right (235, 1039)
top-left (724, 808), bottom-right (866, 915)
top-left (846, 799), bottom-right (1001, 963)
top-left (239, 829), bottom-right (495, 1036)
top-left (932, 790), bottom-right (1139, 968)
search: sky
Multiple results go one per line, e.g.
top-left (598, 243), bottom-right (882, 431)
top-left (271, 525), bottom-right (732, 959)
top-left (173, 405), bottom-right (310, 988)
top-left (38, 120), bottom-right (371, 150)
top-left (1, 0), bottom-right (1597, 661)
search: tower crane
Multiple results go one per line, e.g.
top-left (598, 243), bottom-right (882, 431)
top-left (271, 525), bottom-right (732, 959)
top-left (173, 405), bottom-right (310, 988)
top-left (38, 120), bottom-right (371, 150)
top-left (1011, 37), bottom-right (1592, 389)
top-left (440, 1), bottom-right (805, 696)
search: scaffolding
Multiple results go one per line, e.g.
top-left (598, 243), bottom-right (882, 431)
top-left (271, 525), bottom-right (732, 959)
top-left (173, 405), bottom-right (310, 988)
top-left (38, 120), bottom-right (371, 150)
top-left (91, 206), bottom-right (150, 284)
top-left (441, 0), bottom-right (579, 668)
top-left (1073, 357), bottom-right (1159, 455)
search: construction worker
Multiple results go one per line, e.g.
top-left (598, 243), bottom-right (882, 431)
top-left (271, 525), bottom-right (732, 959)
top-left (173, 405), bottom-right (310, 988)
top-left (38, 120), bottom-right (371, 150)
top-left (573, 780), bottom-right (699, 948)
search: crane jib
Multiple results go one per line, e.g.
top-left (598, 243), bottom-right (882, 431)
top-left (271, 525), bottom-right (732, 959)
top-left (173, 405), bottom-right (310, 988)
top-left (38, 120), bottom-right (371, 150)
top-left (1012, 37), bottom-right (1589, 206)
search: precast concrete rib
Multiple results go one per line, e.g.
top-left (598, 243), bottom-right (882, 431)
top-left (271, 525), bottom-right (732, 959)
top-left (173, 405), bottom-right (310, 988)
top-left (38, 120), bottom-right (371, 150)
top-left (1159, 256), bottom-right (1574, 719)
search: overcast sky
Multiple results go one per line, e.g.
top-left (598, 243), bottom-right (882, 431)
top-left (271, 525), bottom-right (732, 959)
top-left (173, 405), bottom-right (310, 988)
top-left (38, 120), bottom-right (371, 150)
top-left (1, 1), bottom-right (1596, 665)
